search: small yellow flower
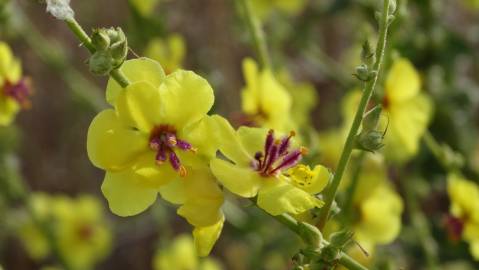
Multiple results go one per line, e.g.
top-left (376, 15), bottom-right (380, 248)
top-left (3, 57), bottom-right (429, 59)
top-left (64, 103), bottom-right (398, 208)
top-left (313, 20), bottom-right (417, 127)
top-left (240, 58), bottom-right (293, 132)
top-left (210, 120), bottom-right (323, 216)
top-left (0, 42), bottom-right (32, 126)
top-left (145, 34), bottom-right (186, 74)
top-left (287, 164), bottom-right (330, 195)
top-left (153, 234), bottom-right (223, 270)
top-left (446, 173), bottom-right (479, 260)
top-left (381, 58), bottom-right (433, 162)
top-left (351, 157), bottom-right (403, 248)
top-left (18, 194), bottom-right (112, 270)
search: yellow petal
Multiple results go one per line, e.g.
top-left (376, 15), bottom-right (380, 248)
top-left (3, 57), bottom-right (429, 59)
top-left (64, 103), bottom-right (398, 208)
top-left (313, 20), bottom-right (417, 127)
top-left (385, 93), bottom-right (432, 162)
top-left (178, 169), bottom-right (224, 227)
top-left (159, 178), bottom-right (186, 204)
top-left (241, 58), bottom-right (260, 115)
top-left (289, 164), bottom-right (331, 194)
top-left (258, 70), bottom-right (292, 130)
top-left (193, 214), bottom-right (225, 257)
top-left (0, 96), bottom-right (20, 126)
top-left (385, 58), bottom-right (421, 103)
top-left (87, 109), bottom-right (147, 170)
top-left (101, 154), bottom-right (175, 216)
top-left (355, 184), bottom-right (403, 244)
top-left (210, 158), bottom-right (262, 198)
top-left (257, 177), bottom-right (324, 216)
top-left (106, 58), bottom-right (165, 105)
top-left (159, 70), bottom-right (214, 129)
top-left (237, 126), bottom-right (269, 157)
top-left (116, 81), bottom-right (164, 132)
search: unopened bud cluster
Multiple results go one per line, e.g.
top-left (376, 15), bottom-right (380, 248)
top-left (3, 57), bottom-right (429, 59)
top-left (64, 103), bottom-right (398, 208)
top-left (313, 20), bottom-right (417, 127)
top-left (88, 27), bottom-right (128, 75)
top-left (355, 105), bottom-right (385, 152)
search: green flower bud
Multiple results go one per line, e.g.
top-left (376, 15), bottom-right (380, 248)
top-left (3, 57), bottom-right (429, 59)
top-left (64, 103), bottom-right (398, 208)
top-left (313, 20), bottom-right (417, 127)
top-left (89, 51), bottom-right (114, 75)
top-left (361, 40), bottom-right (375, 66)
top-left (91, 29), bottom-right (111, 51)
top-left (329, 230), bottom-right (353, 248)
top-left (355, 130), bottom-right (385, 152)
top-left (354, 64), bottom-right (370, 81)
top-left (389, 0), bottom-right (397, 15)
top-left (298, 222), bottom-right (323, 247)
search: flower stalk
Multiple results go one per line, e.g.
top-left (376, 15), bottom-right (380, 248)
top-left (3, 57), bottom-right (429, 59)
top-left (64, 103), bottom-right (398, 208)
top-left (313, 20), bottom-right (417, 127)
top-left (317, 0), bottom-right (394, 230)
top-left (236, 0), bottom-right (271, 69)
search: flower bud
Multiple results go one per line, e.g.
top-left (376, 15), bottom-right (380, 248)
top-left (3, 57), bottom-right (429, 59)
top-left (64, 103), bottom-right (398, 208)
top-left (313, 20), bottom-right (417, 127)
top-left (354, 64), bottom-right (370, 81)
top-left (298, 222), bottom-right (323, 247)
top-left (355, 130), bottom-right (385, 153)
top-left (89, 51), bottom-right (114, 75)
top-left (91, 29), bottom-right (111, 51)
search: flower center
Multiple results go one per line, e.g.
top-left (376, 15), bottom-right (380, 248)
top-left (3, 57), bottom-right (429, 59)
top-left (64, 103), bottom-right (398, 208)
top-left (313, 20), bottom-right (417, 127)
top-left (251, 130), bottom-right (307, 177)
top-left (445, 215), bottom-right (464, 242)
top-left (3, 78), bottom-right (32, 109)
top-left (149, 125), bottom-right (196, 177)
top-left (77, 224), bottom-right (94, 241)
top-left (382, 94), bottom-right (390, 109)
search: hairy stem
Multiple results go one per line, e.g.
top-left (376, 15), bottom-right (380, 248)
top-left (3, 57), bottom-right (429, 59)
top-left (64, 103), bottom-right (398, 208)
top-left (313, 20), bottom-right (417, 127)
top-left (64, 17), bottom-right (130, 88)
top-left (317, 0), bottom-right (393, 230)
top-left (236, 0), bottom-right (271, 69)
top-left (342, 152), bottom-right (366, 221)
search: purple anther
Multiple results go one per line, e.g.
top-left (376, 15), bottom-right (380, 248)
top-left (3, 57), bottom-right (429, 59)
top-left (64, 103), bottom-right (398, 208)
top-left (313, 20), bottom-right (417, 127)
top-left (165, 133), bottom-right (177, 147)
top-left (4, 78), bottom-right (31, 108)
top-left (149, 137), bottom-right (162, 151)
top-left (176, 139), bottom-right (193, 151)
top-left (262, 142), bottom-right (279, 175)
top-left (263, 130), bottom-right (274, 160)
top-left (278, 131), bottom-right (295, 156)
top-left (169, 151), bottom-right (182, 171)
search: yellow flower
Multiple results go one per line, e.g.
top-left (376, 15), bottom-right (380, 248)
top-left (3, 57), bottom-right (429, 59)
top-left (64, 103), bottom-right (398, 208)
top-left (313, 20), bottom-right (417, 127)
top-left (210, 121), bottom-right (323, 216)
top-left (447, 173), bottom-right (479, 260)
top-left (18, 194), bottom-right (112, 270)
top-left (287, 164), bottom-right (330, 195)
top-left (145, 34), bottom-right (186, 74)
top-left (153, 234), bottom-right (223, 270)
top-left (351, 157), bottom-right (403, 248)
top-left (250, 0), bottom-right (308, 20)
top-left (88, 58), bottom-right (215, 216)
top-left (89, 58), bottom-right (227, 255)
top-left (0, 42), bottom-right (32, 126)
top-left (240, 58), bottom-right (293, 132)
top-left (381, 58), bottom-right (433, 162)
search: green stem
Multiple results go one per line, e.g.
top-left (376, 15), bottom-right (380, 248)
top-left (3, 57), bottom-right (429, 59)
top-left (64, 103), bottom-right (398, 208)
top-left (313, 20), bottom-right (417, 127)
top-left (317, 0), bottom-right (392, 230)
top-left (338, 254), bottom-right (369, 270)
top-left (64, 17), bottom-right (130, 88)
top-left (236, 0), bottom-right (271, 69)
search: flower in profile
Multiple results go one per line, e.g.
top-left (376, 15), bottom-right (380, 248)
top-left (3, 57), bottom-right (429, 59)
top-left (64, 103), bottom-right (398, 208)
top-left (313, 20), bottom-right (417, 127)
top-left (17, 194), bottom-right (112, 270)
top-left (153, 234), bottom-right (223, 270)
top-left (239, 58), bottom-right (293, 132)
top-left (381, 58), bottom-right (433, 162)
top-left (88, 58), bottom-right (226, 255)
top-left (210, 121), bottom-right (323, 216)
top-left (446, 173), bottom-right (479, 260)
top-left (145, 34), bottom-right (186, 74)
top-left (0, 42), bottom-right (32, 126)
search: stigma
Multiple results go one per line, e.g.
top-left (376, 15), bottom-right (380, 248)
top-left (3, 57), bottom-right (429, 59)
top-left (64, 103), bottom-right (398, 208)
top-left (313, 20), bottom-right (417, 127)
top-left (149, 125), bottom-right (196, 177)
top-left (252, 129), bottom-right (307, 177)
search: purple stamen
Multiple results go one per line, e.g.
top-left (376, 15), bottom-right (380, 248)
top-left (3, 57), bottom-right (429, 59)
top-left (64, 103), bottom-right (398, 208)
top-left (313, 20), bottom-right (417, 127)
top-left (269, 149), bottom-right (303, 175)
top-left (148, 125), bottom-right (195, 176)
top-left (176, 139), bottom-right (193, 151)
top-left (155, 147), bottom-right (167, 164)
top-left (3, 78), bottom-right (32, 109)
top-left (252, 130), bottom-right (307, 177)
top-left (278, 131), bottom-right (295, 156)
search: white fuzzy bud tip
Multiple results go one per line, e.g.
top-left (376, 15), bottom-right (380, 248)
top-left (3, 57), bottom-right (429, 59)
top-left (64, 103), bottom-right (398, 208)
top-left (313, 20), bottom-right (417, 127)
top-left (46, 0), bottom-right (74, 21)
